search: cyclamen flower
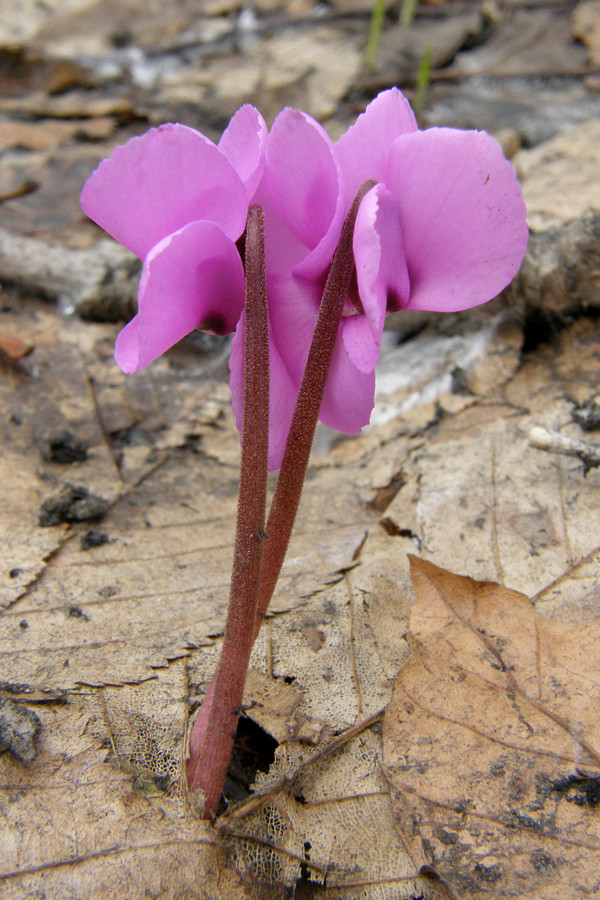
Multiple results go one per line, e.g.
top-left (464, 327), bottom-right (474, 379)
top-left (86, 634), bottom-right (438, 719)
top-left (80, 105), bottom-right (268, 371)
top-left (81, 90), bottom-right (528, 470)
top-left (239, 89), bottom-right (528, 462)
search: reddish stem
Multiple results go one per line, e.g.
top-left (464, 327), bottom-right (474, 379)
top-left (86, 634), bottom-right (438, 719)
top-left (186, 206), bottom-right (269, 814)
top-left (253, 179), bottom-right (377, 635)
top-left (185, 181), bottom-right (376, 816)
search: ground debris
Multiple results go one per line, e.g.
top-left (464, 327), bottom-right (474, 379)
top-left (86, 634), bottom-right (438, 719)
top-left (572, 396), bottom-right (600, 432)
top-left (384, 557), bottom-right (600, 900)
top-left (0, 328), bottom-right (34, 365)
top-left (0, 696), bottom-right (41, 761)
top-left (39, 482), bottom-right (109, 526)
top-left (40, 429), bottom-right (89, 464)
top-left (0, 227), bottom-right (139, 321)
top-left (80, 527), bottom-right (110, 550)
top-left (529, 425), bottom-right (600, 473)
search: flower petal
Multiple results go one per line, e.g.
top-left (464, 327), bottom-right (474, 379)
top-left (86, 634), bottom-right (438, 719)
top-left (265, 108), bottom-right (345, 279)
top-left (343, 184), bottom-right (410, 374)
top-left (229, 312), bottom-right (298, 471)
top-left (81, 124), bottom-right (248, 259)
top-left (267, 272), bottom-right (320, 385)
top-left (335, 87), bottom-right (417, 207)
top-left (253, 180), bottom-right (309, 275)
top-left (267, 272), bottom-right (375, 437)
top-left (387, 128), bottom-right (528, 311)
top-left (218, 104), bottom-right (268, 199)
top-left (320, 327), bottom-right (376, 434)
top-left (115, 220), bottom-right (244, 373)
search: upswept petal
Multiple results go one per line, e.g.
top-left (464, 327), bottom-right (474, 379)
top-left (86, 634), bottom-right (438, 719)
top-left (80, 124), bottom-right (248, 260)
top-left (267, 272), bottom-right (376, 437)
top-left (320, 326), bottom-right (376, 434)
top-left (218, 104), bottom-right (268, 199)
top-left (343, 184), bottom-right (410, 374)
top-left (335, 87), bottom-right (417, 207)
top-left (266, 272), bottom-right (321, 386)
top-left (229, 312), bottom-right (298, 471)
top-left (252, 180), bottom-right (309, 276)
top-left (265, 109), bottom-right (345, 280)
top-left (387, 128), bottom-right (528, 311)
top-left (115, 221), bottom-right (244, 373)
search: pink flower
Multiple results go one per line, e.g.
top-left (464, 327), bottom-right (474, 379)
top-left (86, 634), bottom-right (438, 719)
top-left (80, 105), bottom-right (268, 372)
top-left (234, 89), bottom-right (528, 465)
top-left (82, 90), bottom-right (528, 471)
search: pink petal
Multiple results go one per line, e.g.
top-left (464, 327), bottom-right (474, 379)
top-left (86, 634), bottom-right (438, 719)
top-left (343, 184), bottom-right (410, 374)
top-left (265, 108), bottom-right (345, 280)
top-left (267, 273), bottom-right (375, 437)
top-left (229, 312), bottom-right (298, 471)
top-left (341, 315), bottom-right (377, 376)
top-left (252, 179), bottom-right (309, 275)
top-left (335, 88), bottom-right (417, 208)
top-left (267, 272), bottom-right (320, 385)
top-left (218, 104), bottom-right (268, 199)
top-left (115, 220), bottom-right (244, 373)
top-left (81, 124), bottom-right (248, 259)
top-left (387, 128), bottom-right (528, 311)
top-left (320, 326), bottom-right (376, 434)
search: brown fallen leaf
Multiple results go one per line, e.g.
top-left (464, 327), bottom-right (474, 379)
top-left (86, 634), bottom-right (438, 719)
top-left (0, 329), bottom-right (33, 364)
top-left (383, 556), bottom-right (600, 900)
top-left (0, 696), bottom-right (253, 900)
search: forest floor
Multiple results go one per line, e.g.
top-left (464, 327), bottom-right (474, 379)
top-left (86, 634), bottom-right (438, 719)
top-left (1, 1), bottom-right (600, 897)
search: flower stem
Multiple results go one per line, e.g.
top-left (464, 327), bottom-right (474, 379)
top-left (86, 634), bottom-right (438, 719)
top-left (186, 205), bottom-right (269, 814)
top-left (253, 179), bottom-right (377, 636)
top-left (185, 182), bottom-right (376, 815)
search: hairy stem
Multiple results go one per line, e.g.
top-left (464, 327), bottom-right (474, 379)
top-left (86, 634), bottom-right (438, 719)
top-left (254, 179), bottom-right (377, 637)
top-left (186, 206), bottom-right (269, 815)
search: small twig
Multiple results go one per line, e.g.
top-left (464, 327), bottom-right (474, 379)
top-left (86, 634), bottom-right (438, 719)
top-left (0, 179), bottom-right (38, 202)
top-left (216, 826), bottom-right (328, 876)
top-left (217, 707), bottom-right (384, 824)
top-left (529, 426), bottom-right (600, 473)
top-left (530, 543), bottom-right (600, 602)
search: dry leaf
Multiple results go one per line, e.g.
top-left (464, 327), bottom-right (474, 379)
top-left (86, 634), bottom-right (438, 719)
top-left (383, 556), bottom-right (600, 899)
top-left (3, 298), bottom-right (600, 897)
top-left (0, 329), bottom-right (33, 364)
top-left (2, 245), bottom-right (600, 895)
top-left (223, 726), bottom-right (444, 899)
top-left (0, 695), bottom-right (252, 899)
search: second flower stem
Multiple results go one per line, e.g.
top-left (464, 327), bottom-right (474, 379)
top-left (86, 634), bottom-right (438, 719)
top-left (253, 179), bottom-right (377, 636)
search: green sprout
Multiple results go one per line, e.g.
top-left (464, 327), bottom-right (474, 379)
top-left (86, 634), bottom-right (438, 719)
top-left (412, 44), bottom-right (432, 114)
top-left (400, 0), bottom-right (419, 27)
top-left (365, 0), bottom-right (421, 73)
top-left (365, 0), bottom-right (387, 72)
